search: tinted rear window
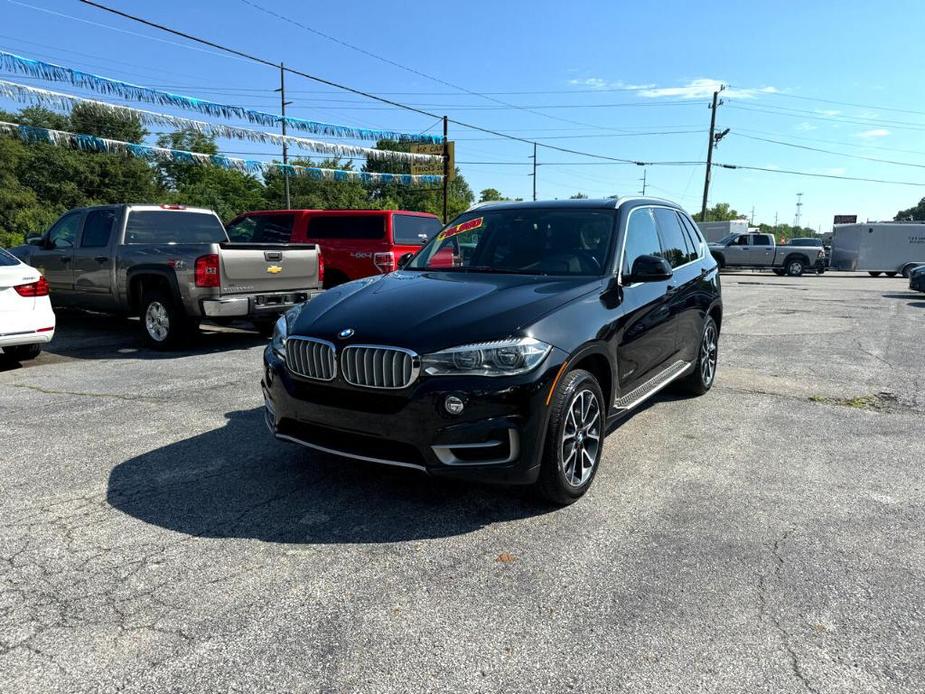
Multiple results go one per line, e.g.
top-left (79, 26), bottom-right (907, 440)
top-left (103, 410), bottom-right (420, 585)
top-left (226, 214), bottom-right (294, 243)
top-left (0, 248), bottom-right (20, 266)
top-left (308, 215), bottom-right (384, 240)
top-left (393, 214), bottom-right (442, 245)
top-left (124, 211), bottom-right (227, 244)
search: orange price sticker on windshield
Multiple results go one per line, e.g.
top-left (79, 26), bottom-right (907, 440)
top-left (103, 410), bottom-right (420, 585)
top-left (437, 216), bottom-right (483, 242)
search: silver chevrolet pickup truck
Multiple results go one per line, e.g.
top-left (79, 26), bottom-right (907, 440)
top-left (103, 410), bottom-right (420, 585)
top-left (10, 204), bottom-right (322, 349)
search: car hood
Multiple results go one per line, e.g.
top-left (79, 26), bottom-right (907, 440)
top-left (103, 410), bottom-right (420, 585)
top-left (291, 270), bottom-right (602, 354)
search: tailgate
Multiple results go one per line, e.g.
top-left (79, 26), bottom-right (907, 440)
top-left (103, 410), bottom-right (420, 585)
top-left (219, 244), bottom-right (320, 294)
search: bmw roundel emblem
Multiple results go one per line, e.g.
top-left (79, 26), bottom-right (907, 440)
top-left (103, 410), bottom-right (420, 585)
top-left (338, 328), bottom-right (355, 339)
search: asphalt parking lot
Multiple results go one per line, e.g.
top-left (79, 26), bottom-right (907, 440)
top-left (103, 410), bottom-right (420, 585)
top-left (1, 272), bottom-right (923, 693)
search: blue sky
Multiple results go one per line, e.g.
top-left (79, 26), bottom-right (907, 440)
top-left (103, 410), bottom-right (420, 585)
top-left (2, 0), bottom-right (925, 230)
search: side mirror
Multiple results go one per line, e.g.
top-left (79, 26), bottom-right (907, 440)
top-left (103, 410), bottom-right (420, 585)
top-left (26, 236), bottom-right (43, 246)
top-left (397, 251), bottom-right (415, 269)
top-left (628, 254), bottom-right (673, 283)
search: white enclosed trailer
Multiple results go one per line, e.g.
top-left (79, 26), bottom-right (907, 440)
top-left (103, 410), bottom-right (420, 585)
top-left (830, 223), bottom-right (925, 276)
top-left (696, 220), bottom-right (749, 243)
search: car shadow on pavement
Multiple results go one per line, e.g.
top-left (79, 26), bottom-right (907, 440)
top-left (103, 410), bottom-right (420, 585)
top-left (881, 293), bottom-right (925, 308)
top-left (107, 408), bottom-right (558, 544)
top-left (41, 309), bottom-right (269, 362)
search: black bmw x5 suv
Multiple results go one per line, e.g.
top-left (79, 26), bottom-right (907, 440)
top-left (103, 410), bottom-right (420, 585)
top-left (263, 197), bottom-right (722, 504)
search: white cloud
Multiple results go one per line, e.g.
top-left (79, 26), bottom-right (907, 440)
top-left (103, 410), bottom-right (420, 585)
top-left (638, 78), bottom-right (779, 100)
top-left (857, 128), bottom-right (890, 138)
top-left (568, 77), bottom-right (654, 91)
top-left (796, 122), bottom-right (818, 131)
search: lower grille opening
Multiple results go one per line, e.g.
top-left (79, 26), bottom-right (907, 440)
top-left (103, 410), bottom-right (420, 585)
top-left (277, 418), bottom-right (425, 467)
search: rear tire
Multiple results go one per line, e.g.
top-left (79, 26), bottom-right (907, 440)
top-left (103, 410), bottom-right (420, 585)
top-left (678, 315), bottom-right (719, 396)
top-left (140, 289), bottom-right (192, 350)
top-left (786, 259), bottom-right (805, 277)
top-left (535, 369), bottom-right (605, 506)
top-left (3, 343), bottom-right (42, 362)
top-left (868, 271), bottom-right (882, 277)
top-left (885, 272), bottom-right (897, 277)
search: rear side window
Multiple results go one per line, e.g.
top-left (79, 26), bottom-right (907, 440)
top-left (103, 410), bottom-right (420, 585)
top-left (622, 208), bottom-right (663, 277)
top-left (753, 234), bottom-right (772, 246)
top-left (653, 207), bottom-right (694, 267)
top-left (307, 215), bottom-right (385, 240)
top-left (392, 214), bottom-right (442, 245)
top-left (0, 248), bottom-right (20, 266)
top-left (124, 211), bottom-right (227, 244)
top-left (678, 214), bottom-right (704, 258)
top-left (81, 209), bottom-right (116, 248)
top-left (226, 214), bottom-right (294, 243)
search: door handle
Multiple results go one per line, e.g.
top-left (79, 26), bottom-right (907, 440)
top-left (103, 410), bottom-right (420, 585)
top-left (94, 256), bottom-right (108, 263)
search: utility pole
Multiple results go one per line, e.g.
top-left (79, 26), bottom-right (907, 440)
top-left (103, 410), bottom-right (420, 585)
top-left (750, 205), bottom-right (755, 225)
top-left (442, 116), bottom-right (449, 223)
top-left (639, 168), bottom-right (647, 195)
top-left (275, 63), bottom-right (292, 209)
top-left (700, 86), bottom-right (728, 221)
top-left (529, 142), bottom-right (537, 201)
top-left (794, 192), bottom-right (804, 227)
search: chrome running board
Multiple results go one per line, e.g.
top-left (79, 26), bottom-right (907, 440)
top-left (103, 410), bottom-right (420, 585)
top-left (613, 359), bottom-right (691, 412)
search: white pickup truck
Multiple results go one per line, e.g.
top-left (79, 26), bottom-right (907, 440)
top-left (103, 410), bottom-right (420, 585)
top-left (708, 232), bottom-right (826, 277)
top-left (10, 204), bottom-right (323, 349)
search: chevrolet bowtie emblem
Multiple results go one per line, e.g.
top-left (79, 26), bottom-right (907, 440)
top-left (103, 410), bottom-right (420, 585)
top-left (266, 265), bottom-right (283, 274)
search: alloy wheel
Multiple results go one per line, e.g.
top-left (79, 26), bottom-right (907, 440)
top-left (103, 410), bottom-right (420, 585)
top-left (560, 389), bottom-right (601, 487)
top-left (145, 301), bottom-right (170, 342)
top-left (700, 323), bottom-right (718, 387)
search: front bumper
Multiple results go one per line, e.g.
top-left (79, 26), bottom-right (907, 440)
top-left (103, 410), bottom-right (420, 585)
top-left (261, 346), bottom-right (568, 485)
top-left (202, 289), bottom-right (320, 319)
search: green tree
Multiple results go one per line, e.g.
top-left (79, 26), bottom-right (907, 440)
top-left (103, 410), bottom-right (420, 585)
top-left (264, 157), bottom-right (371, 211)
top-left (569, 192), bottom-right (589, 199)
top-left (692, 202), bottom-right (742, 222)
top-left (479, 188), bottom-right (507, 202)
top-left (895, 197), bottom-right (925, 221)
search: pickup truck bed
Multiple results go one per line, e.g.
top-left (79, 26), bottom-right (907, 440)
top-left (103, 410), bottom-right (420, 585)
top-left (11, 204), bottom-right (323, 349)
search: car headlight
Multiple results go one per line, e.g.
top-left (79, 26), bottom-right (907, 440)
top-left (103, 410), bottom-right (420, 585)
top-left (421, 337), bottom-right (551, 377)
top-left (271, 305), bottom-right (303, 359)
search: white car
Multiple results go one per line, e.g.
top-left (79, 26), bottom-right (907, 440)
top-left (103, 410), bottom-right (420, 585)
top-left (0, 248), bottom-right (55, 362)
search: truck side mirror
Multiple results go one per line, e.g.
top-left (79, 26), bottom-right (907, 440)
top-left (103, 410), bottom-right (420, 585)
top-left (397, 251), bottom-right (415, 269)
top-left (628, 255), bottom-right (673, 283)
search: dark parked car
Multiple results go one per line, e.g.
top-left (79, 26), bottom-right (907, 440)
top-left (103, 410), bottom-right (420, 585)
top-left (262, 198), bottom-right (722, 504)
top-left (910, 264), bottom-right (925, 293)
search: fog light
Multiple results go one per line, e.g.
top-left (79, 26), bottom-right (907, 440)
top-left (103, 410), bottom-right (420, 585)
top-left (444, 395), bottom-right (465, 415)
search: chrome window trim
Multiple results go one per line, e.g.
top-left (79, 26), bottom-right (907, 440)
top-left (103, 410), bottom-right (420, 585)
top-left (340, 343), bottom-right (421, 390)
top-left (285, 336), bottom-right (338, 382)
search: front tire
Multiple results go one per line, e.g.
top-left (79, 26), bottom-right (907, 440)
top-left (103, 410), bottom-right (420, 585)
top-left (536, 369), bottom-right (605, 506)
top-left (869, 271), bottom-right (882, 277)
top-left (678, 315), bottom-right (719, 396)
top-left (140, 290), bottom-right (192, 350)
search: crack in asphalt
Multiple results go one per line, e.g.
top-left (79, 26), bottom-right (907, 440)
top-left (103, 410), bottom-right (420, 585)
top-left (2, 383), bottom-right (165, 403)
top-left (757, 528), bottom-right (821, 694)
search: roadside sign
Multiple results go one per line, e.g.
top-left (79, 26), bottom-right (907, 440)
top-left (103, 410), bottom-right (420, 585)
top-left (411, 142), bottom-right (455, 181)
top-left (833, 214), bottom-right (857, 224)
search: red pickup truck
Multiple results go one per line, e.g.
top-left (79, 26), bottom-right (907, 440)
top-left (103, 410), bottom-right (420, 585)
top-left (225, 209), bottom-right (442, 288)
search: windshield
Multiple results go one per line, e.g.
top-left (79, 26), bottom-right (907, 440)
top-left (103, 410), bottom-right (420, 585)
top-left (406, 208), bottom-right (616, 276)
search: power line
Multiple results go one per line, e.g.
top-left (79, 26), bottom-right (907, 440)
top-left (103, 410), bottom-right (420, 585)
top-left (748, 88), bottom-right (925, 118)
top-left (733, 132), bottom-right (925, 169)
top-left (73, 1), bottom-right (678, 165)
top-left (714, 162), bottom-right (925, 187)
top-left (726, 103), bottom-right (925, 132)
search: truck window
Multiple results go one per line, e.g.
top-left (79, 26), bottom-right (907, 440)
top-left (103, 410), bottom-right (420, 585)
top-left (47, 212), bottom-right (82, 249)
top-left (753, 235), bottom-right (772, 246)
top-left (654, 207), bottom-right (693, 267)
top-left (81, 209), bottom-right (116, 248)
top-left (226, 214), bottom-right (294, 243)
top-left (622, 208), bottom-right (662, 278)
top-left (734, 235), bottom-right (751, 246)
top-left (307, 215), bottom-right (385, 240)
top-left (393, 214), bottom-right (441, 245)
top-left (124, 211), bottom-right (227, 244)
